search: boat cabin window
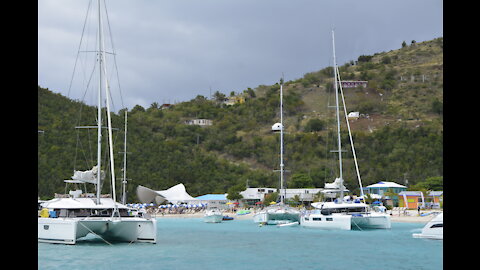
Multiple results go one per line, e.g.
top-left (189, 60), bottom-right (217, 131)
top-left (322, 207), bottom-right (367, 215)
top-left (321, 209), bottom-right (332, 215)
top-left (119, 208), bottom-right (130, 217)
top-left (326, 218), bottom-right (333, 221)
top-left (52, 208), bottom-right (138, 218)
top-left (312, 217), bottom-right (322, 221)
top-left (430, 223), bottom-right (443, 228)
top-left (59, 209), bottom-right (68, 217)
top-left (258, 189), bottom-right (265, 192)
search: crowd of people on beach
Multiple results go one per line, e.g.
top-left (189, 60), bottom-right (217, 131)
top-left (140, 206), bottom-right (244, 215)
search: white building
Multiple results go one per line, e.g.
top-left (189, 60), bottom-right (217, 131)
top-left (341, 81), bottom-right (368, 88)
top-left (240, 187), bottom-right (323, 205)
top-left (278, 188), bottom-right (323, 202)
top-left (195, 194), bottom-right (228, 209)
top-left (240, 188), bottom-right (277, 203)
top-left (347, 111), bottom-right (360, 119)
top-left (184, 119), bottom-right (213, 126)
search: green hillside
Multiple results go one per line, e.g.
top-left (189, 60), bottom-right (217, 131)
top-left (38, 37), bottom-right (443, 201)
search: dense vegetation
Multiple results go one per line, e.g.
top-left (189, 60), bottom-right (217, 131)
top-left (38, 37), bottom-right (443, 201)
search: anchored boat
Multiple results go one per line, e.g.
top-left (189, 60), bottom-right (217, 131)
top-left (38, 0), bottom-right (156, 245)
top-left (300, 30), bottom-right (390, 230)
top-left (413, 213), bottom-right (443, 240)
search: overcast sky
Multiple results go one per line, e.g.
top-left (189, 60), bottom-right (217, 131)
top-left (38, 0), bottom-right (442, 111)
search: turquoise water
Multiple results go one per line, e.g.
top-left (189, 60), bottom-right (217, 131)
top-left (38, 218), bottom-right (442, 270)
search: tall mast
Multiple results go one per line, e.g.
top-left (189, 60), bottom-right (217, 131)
top-left (279, 78), bottom-right (285, 205)
top-left (336, 65), bottom-right (365, 198)
top-left (332, 30), bottom-right (344, 203)
top-left (98, 0), bottom-right (119, 214)
top-left (95, 0), bottom-right (103, 205)
top-left (122, 110), bottom-right (128, 205)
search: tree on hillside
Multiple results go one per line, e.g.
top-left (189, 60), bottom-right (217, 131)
top-left (226, 184), bottom-right (244, 201)
top-left (304, 119), bottom-right (325, 132)
top-left (402, 41), bottom-right (407, 48)
top-left (131, 104), bottom-right (145, 113)
top-left (358, 55), bottom-right (373, 63)
top-left (213, 91), bottom-right (226, 102)
top-left (409, 176), bottom-right (443, 191)
top-left (246, 88), bottom-right (256, 98)
top-left (289, 173), bottom-right (314, 188)
top-left (381, 56), bottom-right (392, 64)
top-left (431, 99), bottom-right (443, 115)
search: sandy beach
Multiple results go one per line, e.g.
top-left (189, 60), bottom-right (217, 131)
top-left (153, 209), bottom-right (441, 223)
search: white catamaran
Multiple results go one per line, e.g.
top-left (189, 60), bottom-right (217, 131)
top-left (253, 78), bottom-right (300, 225)
top-left (38, 0), bottom-right (157, 244)
top-left (300, 30), bottom-right (391, 230)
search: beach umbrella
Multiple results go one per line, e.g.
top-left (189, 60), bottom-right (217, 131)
top-left (149, 203), bottom-right (154, 207)
top-left (233, 202), bottom-right (239, 205)
top-left (255, 201), bottom-right (263, 204)
top-left (270, 201), bottom-right (277, 205)
top-left (226, 202), bottom-right (234, 205)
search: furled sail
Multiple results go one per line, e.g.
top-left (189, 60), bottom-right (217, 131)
top-left (71, 165), bottom-right (105, 185)
top-left (324, 177), bottom-right (347, 190)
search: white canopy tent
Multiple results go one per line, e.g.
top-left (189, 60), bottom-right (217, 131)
top-left (137, 184), bottom-right (199, 205)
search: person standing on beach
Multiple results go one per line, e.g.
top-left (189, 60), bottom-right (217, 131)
top-left (417, 205), bottom-right (421, 215)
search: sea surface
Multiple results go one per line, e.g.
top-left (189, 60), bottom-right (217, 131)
top-left (38, 218), bottom-right (442, 270)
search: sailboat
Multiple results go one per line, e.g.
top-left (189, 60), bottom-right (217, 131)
top-left (300, 30), bottom-right (391, 230)
top-left (253, 78), bottom-right (300, 225)
top-left (38, 0), bottom-right (157, 244)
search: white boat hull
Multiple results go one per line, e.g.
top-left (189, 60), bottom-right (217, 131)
top-left (38, 217), bottom-right (157, 244)
top-left (277, 221), bottom-right (299, 227)
top-left (300, 213), bottom-right (391, 230)
top-left (203, 214), bottom-right (223, 223)
top-left (351, 213), bottom-right (391, 229)
top-left (412, 213), bottom-right (443, 240)
top-left (301, 214), bottom-right (352, 230)
top-left (412, 232), bottom-right (443, 240)
top-left (253, 207), bottom-right (300, 225)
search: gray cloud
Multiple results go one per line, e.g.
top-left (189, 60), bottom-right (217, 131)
top-left (38, 0), bottom-right (443, 110)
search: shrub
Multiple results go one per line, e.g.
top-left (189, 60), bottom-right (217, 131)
top-left (304, 119), bottom-right (326, 132)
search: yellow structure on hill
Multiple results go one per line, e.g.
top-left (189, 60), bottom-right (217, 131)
top-left (224, 95), bottom-right (245, 106)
